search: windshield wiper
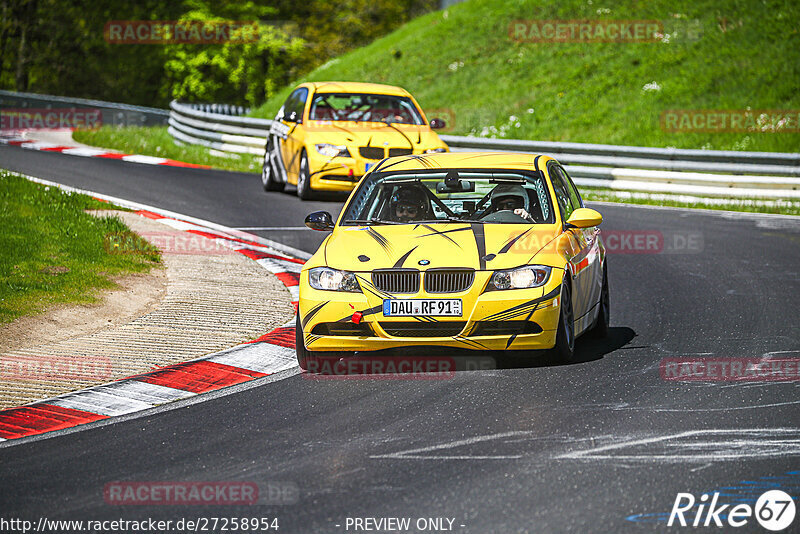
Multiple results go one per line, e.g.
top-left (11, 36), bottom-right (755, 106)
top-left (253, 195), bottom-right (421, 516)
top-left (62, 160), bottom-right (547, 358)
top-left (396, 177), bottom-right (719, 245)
top-left (345, 218), bottom-right (403, 225)
top-left (416, 217), bottom-right (469, 224)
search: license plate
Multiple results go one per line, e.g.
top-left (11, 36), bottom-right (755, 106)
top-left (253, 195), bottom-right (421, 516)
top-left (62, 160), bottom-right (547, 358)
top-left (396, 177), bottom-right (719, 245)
top-left (383, 299), bottom-right (462, 317)
top-left (365, 162), bottom-right (376, 172)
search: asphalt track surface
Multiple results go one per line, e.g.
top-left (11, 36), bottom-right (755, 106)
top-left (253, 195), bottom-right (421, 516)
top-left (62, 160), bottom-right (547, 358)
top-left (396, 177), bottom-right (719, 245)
top-left (2, 144), bottom-right (800, 533)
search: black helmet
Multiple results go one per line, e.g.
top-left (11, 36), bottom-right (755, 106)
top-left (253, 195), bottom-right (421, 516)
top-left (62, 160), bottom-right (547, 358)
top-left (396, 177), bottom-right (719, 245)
top-left (390, 185), bottom-right (428, 221)
top-left (391, 186), bottom-right (427, 210)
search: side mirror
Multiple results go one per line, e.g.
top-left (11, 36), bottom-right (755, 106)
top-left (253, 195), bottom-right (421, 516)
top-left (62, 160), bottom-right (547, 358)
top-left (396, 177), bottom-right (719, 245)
top-left (305, 211), bottom-right (335, 231)
top-left (429, 118), bottom-right (446, 130)
top-left (565, 208), bottom-right (603, 229)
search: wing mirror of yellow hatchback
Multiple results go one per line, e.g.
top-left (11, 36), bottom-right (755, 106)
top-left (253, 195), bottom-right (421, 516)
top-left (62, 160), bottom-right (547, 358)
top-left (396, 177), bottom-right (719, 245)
top-left (305, 211), bottom-right (335, 231)
top-left (565, 208), bottom-right (603, 229)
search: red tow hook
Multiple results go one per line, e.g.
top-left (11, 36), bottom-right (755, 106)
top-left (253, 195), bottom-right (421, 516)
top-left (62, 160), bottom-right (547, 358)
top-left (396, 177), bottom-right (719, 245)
top-left (351, 311), bottom-right (363, 324)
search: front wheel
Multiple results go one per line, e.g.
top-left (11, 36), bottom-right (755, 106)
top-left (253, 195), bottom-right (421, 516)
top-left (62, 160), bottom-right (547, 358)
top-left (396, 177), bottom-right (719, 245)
top-left (261, 138), bottom-right (284, 192)
top-left (295, 315), bottom-right (353, 372)
top-left (591, 264), bottom-right (610, 338)
top-left (295, 314), bottom-right (317, 371)
top-left (296, 150), bottom-right (314, 200)
top-left (553, 278), bottom-right (575, 363)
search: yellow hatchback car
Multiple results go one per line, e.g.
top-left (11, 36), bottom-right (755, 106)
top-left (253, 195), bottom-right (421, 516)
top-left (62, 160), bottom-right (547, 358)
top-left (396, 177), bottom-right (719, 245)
top-left (261, 81), bottom-right (449, 199)
top-left (296, 152), bottom-right (609, 369)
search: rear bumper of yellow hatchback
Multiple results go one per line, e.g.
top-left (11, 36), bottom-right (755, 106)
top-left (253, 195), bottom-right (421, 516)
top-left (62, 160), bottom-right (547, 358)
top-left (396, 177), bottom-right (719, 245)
top-left (299, 270), bottom-right (563, 353)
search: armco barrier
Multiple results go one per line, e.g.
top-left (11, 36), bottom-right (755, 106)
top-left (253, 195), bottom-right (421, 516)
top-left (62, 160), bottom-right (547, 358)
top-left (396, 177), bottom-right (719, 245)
top-left (438, 135), bottom-right (800, 167)
top-left (167, 100), bottom-right (799, 199)
top-left (0, 89), bottom-right (168, 128)
top-left (168, 101), bottom-right (268, 155)
top-left (4, 93), bottom-right (793, 199)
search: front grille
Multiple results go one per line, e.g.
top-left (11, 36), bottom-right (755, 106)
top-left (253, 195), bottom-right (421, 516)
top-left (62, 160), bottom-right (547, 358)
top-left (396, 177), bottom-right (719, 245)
top-left (359, 146), bottom-right (385, 160)
top-left (373, 270), bottom-right (420, 293)
top-left (388, 148), bottom-right (413, 157)
top-left (424, 270), bottom-right (475, 293)
top-left (380, 321), bottom-right (466, 337)
top-left (311, 322), bottom-right (374, 336)
top-left (468, 321), bottom-right (543, 337)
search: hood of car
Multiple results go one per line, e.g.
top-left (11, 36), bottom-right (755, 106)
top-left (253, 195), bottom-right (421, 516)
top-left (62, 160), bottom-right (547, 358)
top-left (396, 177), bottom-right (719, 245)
top-left (316, 223), bottom-right (565, 272)
top-left (305, 121), bottom-right (445, 152)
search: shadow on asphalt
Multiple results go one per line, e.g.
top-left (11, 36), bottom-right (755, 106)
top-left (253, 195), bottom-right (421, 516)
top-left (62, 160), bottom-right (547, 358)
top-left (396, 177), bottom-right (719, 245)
top-left (496, 326), bottom-right (638, 370)
top-left (306, 327), bottom-right (637, 376)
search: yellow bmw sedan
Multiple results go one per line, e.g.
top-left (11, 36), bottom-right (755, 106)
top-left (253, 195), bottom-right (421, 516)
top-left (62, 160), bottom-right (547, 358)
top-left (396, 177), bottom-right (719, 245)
top-left (262, 81), bottom-right (449, 199)
top-left (296, 152), bottom-right (609, 369)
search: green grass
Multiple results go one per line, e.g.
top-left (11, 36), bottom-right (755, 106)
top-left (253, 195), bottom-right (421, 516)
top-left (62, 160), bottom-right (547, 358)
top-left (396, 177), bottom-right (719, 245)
top-left (251, 0), bottom-right (800, 153)
top-left (0, 171), bottom-right (161, 324)
top-left (73, 126), bottom-right (262, 173)
top-left (581, 187), bottom-right (800, 216)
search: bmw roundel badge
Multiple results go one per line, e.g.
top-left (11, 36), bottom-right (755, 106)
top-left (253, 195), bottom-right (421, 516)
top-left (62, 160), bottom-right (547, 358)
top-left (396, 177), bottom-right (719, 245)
top-left (418, 259), bottom-right (430, 266)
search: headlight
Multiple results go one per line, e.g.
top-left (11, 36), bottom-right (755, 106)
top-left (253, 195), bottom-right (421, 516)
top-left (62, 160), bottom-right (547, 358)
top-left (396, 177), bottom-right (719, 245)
top-left (424, 147), bottom-right (447, 153)
top-left (308, 267), bottom-right (360, 292)
top-left (490, 265), bottom-right (551, 290)
top-left (315, 144), bottom-right (351, 158)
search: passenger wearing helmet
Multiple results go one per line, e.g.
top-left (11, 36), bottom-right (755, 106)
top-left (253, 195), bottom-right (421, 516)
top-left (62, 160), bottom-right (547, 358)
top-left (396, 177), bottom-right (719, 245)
top-left (391, 185), bottom-right (429, 222)
top-left (489, 184), bottom-right (534, 222)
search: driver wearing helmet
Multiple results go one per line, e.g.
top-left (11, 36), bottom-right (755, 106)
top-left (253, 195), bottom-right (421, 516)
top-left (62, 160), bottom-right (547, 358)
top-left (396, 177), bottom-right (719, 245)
top-left (489, 184), bottom-right (534, 222)
top-left (391, 185), bottom-right (428, 222)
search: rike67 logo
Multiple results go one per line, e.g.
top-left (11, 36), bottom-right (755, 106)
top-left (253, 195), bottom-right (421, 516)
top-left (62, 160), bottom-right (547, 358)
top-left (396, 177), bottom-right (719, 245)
top-left (668, 490), bottom-right (795, 530)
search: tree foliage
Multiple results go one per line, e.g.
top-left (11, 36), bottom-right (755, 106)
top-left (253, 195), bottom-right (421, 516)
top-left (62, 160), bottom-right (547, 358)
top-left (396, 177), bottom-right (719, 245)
top-left (0, 0), bottom-right (437, 107)
top-left (162, 1), bottom-right (306, 106)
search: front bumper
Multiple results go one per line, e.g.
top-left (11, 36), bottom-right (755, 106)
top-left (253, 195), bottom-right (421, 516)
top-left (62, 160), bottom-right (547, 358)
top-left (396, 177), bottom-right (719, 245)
top-left (306, 147), bottom-right (448, 192)
top-left (298, 269), bottom-right (563, 352)
top-left (306, 151), bottom-right (376, 192)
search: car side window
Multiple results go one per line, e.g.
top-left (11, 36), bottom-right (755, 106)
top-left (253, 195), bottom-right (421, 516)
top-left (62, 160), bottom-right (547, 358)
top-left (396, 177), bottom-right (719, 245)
top-left (280, 93), bottom-right (296, 121)
top-left (291, 88), bottom-right (308, 122)
top-left (282, 88), bottom-right (308, 123)
top-left (549, 164), bottom-right (576, 222)
top-left (559, 165), bottom-right (583, 208)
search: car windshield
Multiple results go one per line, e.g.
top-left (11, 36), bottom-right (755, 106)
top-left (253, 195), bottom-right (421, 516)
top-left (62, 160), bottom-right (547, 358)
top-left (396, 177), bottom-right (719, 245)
top-left (308, 93), bottom-right (424, 124)
top-left (341, 170), bottom-right (555, 225)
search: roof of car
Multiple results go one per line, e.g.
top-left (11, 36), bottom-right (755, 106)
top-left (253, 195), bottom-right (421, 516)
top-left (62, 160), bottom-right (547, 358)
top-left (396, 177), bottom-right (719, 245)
top-left (373, 152), bottom-right (556, 172)
top-left (303, 81), bottom-right (411, 97)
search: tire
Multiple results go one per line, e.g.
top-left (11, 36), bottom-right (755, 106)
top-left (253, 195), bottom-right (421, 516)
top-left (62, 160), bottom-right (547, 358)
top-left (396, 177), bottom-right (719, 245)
top-left (553, 278), bottom-right (576, 363)
top-left (295, 314), bottom-right (317, 371)
top-left (295, 315), bottom-right (353, 372)
top-left (261, 138), bottom-right (283, 192)
top-left (296, 149), bottom-right (314, 200)
top-left (591, 263), bottom-right (610, 338)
